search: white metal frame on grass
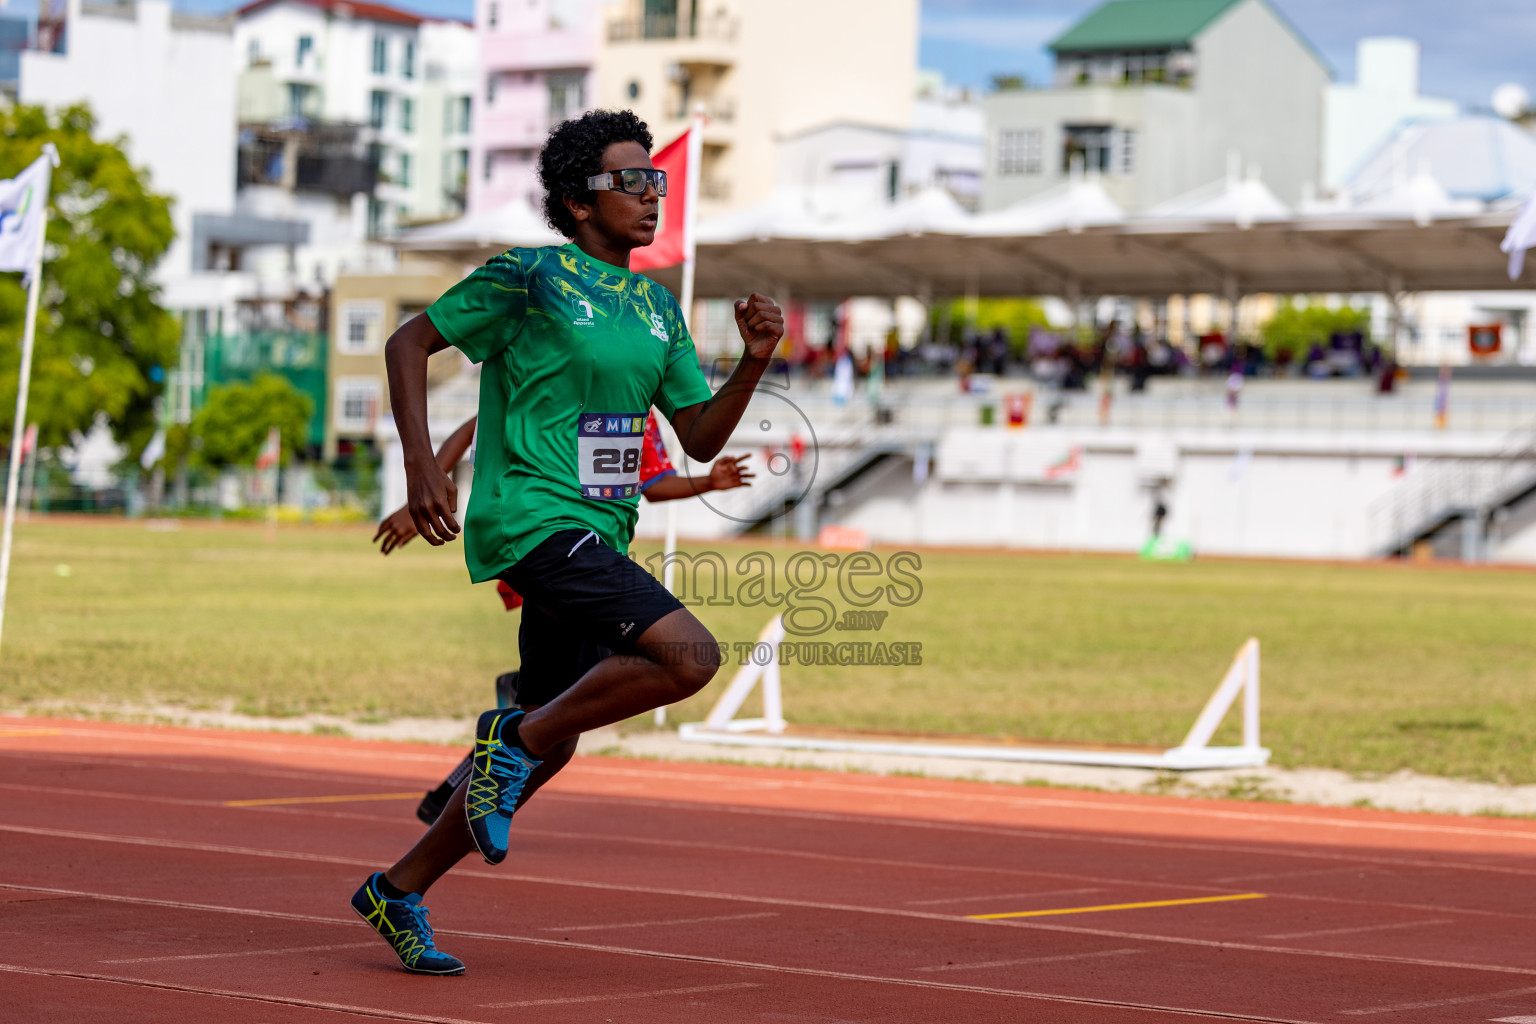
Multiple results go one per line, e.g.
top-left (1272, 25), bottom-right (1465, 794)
top-left (678, 618), bottom-right (1269, 771)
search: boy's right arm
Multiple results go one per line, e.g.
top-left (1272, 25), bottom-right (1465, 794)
top-left (384, 313), bottom-right (460, 545)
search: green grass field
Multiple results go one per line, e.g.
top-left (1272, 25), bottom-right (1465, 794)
top-left (5, 518), bottom-right (1535, 783)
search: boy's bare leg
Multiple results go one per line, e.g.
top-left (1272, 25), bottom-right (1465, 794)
top-left (516, 608), bottom-right (719, 758)
top-left (386, 725), bottom-right (577, 895)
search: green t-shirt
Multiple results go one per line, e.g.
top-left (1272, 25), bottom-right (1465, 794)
top-left (427, 243), bottom-right (714, 582)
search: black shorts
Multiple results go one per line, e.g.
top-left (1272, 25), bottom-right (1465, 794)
top-left (497, 529), bottom-right (684, 706)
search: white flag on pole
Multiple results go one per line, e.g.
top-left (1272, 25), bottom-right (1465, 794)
top-left (0, 154), bottom-right (51, 275)
top-left (1503, 189), bottom-right (1536, 281)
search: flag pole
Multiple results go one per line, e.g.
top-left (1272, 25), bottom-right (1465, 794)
top-left (657, 109), bottom-right (704, 728)
top-left (0, 145), bottom-right (58, 655)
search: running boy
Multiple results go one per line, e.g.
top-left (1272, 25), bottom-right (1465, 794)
top-left (369, 411), bottom-right (753, 825)
top-left (350, 109), bottom-right (783, 975)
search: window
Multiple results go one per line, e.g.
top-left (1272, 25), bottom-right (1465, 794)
top-left (1062, 124), bottom-right (1113, 174)
top-left (402, 39), bottom-right (415, 79)
top-left (367, 198), bottom-right (386, 238)
top-left (295, 35), bottom-right (313, 67)
top-left (287, 83), bottom-right (316, 118)
top-left (398, 152), bottom-right (412, 188)
top-left (400, 97), bottom-right (414, 134)
top-left (996, 129), bottom-right (1042, 175)
top-left (1116, 128), bottom-right (1136, 175)
top-left (338, 302), bottom-right (384, 355)
top-left (335, 376), bottom-right (383, 431)
top-left (547, 72), bottom-right (585, 123)
top-left (486, 73), bottom-right (497, 105)
top-left (247, 39), bottom-right (260, 66)
top-left (372, 34), bottom-right (387, 74)
top-left (483, 150), bottom-right (493, 181)
top-left (488, 0), bottom-right (498, 27)
top-left (456, 96), bottom-right (472, 134)
top-left (369, 90), bottom-right (388, 130)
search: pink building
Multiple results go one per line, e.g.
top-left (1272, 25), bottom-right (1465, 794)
top-left (469, 0), bottom-right (597, 215)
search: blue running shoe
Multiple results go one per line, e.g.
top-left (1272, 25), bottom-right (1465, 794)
top-left (350, 873), bottom-right (465, 975)
top-left (465, 708), bottom-right (541, 865)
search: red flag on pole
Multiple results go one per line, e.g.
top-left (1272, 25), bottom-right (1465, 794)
top-left (630, 126), bottom-right (691, 272)
top-left (255, 426), bottom-right (281, 471)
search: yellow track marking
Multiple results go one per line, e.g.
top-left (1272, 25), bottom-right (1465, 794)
top-left (968, 892), bottom-right (1267, 920)
top-left (0, 729), bottom-right (63, 738)
top-left (222, 792), bottom-right (420, 807)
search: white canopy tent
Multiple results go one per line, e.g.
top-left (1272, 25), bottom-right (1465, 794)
top-left (969, 178), bottom-right (1125, 236)
top-left (391, 171), bottom-right (1528, 301)
top-left (1145, 166), bottom-right (1290, 229)
top-left (395, 199), bottom-right (563, 263)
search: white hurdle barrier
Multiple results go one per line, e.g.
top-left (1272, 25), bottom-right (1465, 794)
top-left (679, 621), bottom-right (1269, 771)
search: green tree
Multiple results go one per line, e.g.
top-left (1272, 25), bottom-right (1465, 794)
top-left (934, 297), bottom-right (1055, 354)
top-left (0, 104), bottom-right (178, 457)
top-left (1261, 300), bottom-right (1372, 362)
top-left (190, 375), bottom-right (312, 469)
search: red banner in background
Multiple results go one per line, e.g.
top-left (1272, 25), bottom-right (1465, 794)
top-left (630, 127), bottom-right (690, 272)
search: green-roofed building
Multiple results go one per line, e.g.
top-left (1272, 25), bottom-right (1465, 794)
top-left (982, 0), bottom-right (1328, 213)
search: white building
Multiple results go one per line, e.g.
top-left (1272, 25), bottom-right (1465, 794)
top-left (1321, 38), bottom-right (1458, 192)
top-left (235, 0), bottom-right (475, 232)
top-left (982, 0), bottom-right (1329, 212)
top-left (19, 0), bottom-right (240, 299)
top-left (775, 72), bottom-right (984, 212)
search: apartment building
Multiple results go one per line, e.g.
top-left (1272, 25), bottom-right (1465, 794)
top-left (469, 0), bottom-right (918, 219)
top-left (982, 0), bottom-right (1329, 212)
top-left (235, 0), bottom-right (475, 232)
top-left (471, 0), bottom-right (598, 214)
top-left (597, 0), bottom-right (917, 218)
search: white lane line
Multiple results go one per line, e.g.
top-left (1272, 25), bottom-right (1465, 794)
top-left (11, 766), bottom-right (1536, 915)
top-left (481, 982), bottom-right (760, 1008)
top-left (0, 889), bottom-right (1323, 1024)
top-left (3, 833), bottom-right (1535, 981)
top-left (568, 763), bottom-right (1536, 845)
top-left (6, 786), bottom-right (1525, 932)
top-left (1214, 867), bottom-right (1369, 885)
top-left (542, 912), bottom-right (778, 932)
top-left (0, 726), bottom-right (456, 767)
top-left (546, 790), bottom-right (1536, 880)
top-left (13, 745), bottom-right (1536, 873)
top-left (916, 948), bottom-right (1145, 973)
top-left (0, 961), bottom-right (495, 1024)
top-left (102, 941), bottom-right (376, 964)
top-left (0, 749), bottom-right (436, 788)
top-left (1490, 1016), bottom-right (1536, 1022)
top-left (1264, 919), bottom-right (1452, 940)
top-left (1342, 985), bottom-right (1536, 1016)
top-left (907, 888), bottom-right (1104, 906)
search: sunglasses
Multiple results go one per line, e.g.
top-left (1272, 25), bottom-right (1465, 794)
top-left (586, 168), bottom-right (668, 197)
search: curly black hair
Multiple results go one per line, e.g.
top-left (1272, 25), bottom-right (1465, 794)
top-left (538, 109), bottom-right (654, 238)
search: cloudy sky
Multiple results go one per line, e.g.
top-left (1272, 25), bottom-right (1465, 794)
top-left (19, 0), bottom-right (1525, 110)
top-left (919, 0), bottom-right (1534, 108)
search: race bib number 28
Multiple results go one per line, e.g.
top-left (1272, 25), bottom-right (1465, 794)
top-left (577, 413), bottom-right (645, 500)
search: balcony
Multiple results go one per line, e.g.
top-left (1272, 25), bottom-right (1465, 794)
top-left (482, 27), bottom-right (595, 74)
top-left (606, 10), bottom-right (738, 68)
top-left (238, 122), bottom-right (379, 198)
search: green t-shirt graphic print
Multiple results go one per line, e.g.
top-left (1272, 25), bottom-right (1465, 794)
top-left (427, 243), bottom-right (714, 582)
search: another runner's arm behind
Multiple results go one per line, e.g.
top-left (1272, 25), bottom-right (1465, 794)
top-left (668, 293), bottom-right (783, 462)
top-left (642, 456), bottom-right (752, 501)
top-left (373, 415), bottom-right (478, 554)
top-left (383, 313), bottom-right (460, 544)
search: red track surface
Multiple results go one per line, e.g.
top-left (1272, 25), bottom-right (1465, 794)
top-left (3, 716), bottom-right (1536, 1023)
